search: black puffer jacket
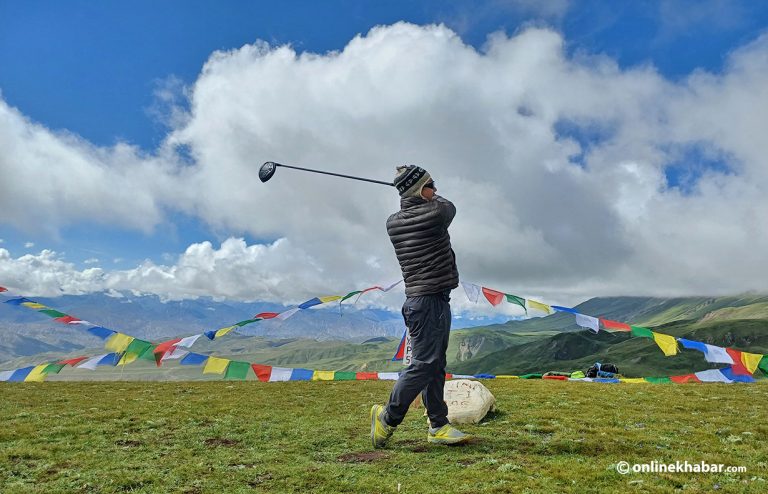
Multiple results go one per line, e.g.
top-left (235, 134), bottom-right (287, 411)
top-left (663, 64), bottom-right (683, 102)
top-left (386, 195), bottom-right (459, 297)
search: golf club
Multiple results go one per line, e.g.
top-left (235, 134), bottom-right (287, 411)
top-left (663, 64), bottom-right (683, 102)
top-left (259, 161), bottom-right (394, 187)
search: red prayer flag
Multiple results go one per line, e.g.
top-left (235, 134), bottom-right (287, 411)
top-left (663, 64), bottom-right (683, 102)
top-left (356, 372), bottom-right (378, 380)
top-left (55, 315), bottom-right (81, 324)
top-left (57, 356), bottom-right (87, 366)
top-left (670, 374), bottom-right (701, 383)
top-left (154, 338), bottom-right (182, 355)
top-left (251, 364), bottom-right (272, 382)
top-left (600, 319), bottom-right (631, 331)
top-left (725, 348), bottom-right (751, 375)
top-left (543, 375), bottom-right (568, 381)
top-left (253, 312), bottom-right (279, 319)
top-left (0, 286), bottom-right (7, 292)
top-left (445, 373), bottom-right (453, 380)
top-left (392, 330), bottom-right (407, 361)
top-left (481, 287), bottom-right (505, 306)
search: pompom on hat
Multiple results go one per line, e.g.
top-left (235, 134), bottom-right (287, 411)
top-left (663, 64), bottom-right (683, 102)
top-left (394, 165), bottom-right (432, 198)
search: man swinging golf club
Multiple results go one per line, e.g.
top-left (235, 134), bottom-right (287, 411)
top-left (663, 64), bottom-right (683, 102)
top-left (370, 165), bottom-right (471, 447)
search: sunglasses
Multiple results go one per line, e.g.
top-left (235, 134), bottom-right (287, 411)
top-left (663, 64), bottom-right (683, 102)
top-left (423, 181), bottom-right (436, 190)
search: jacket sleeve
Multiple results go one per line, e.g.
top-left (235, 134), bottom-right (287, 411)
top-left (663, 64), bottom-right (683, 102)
top-left (434, 195), bottom-right (456, 228)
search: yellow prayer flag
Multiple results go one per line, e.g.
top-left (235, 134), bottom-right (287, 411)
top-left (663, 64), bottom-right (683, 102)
top-left (24, 365), bottom-right (50, 383)
top-left (652, 332), bottom-right (678, 356)
top-left (21, 302), bottom-right (47, 309)
top-left (527, 300), bottom-right (552, 314)
top-left (319, 295), bottom-right (342, 303)
top-left (203, 356), bottom-right (230, 375)
top-left (494, 375), bottom-right (520, 379)
top-left (214, 326), bottom-right (236, 338)
top-left (313, 371), bottom-right (335, 381)
top-left (118, 353), bottom-right (139, 366)
top-left (619, 378), bottom-right (648, 384)
top-left (741, 352), bottom-right (763, 374)
top-left (105, 333), bottom-right (135, 353)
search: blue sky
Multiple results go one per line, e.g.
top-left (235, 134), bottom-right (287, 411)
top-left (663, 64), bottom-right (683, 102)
top-left (1, 1), bottom-right (767, 308)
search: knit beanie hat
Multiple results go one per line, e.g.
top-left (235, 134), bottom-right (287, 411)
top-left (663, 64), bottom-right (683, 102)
top-left (394, 165), bottom-right (432, 198)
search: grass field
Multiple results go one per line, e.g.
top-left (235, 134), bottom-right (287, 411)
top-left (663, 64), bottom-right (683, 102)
top-left (2, 380), bottom-right (767, 493)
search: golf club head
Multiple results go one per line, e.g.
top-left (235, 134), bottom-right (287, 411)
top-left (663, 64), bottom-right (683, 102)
top-left (259, 161), bottom-right (278, 183)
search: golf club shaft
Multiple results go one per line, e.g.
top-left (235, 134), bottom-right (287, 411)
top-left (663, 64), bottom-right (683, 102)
top-left (276, 163), bottom-right (393, 186)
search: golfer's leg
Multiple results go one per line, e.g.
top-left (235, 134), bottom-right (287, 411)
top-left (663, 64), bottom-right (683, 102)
top-left (422, 296), bottom-right (451, 428)
top-left (385, 295), bottom-right (440, 427)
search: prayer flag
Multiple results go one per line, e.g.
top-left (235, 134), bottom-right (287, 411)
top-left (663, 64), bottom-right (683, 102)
top-left (652, 332), bottom-right (678, 356)
top-left (88, 326), bottom-right (116, 339)
top-left (575, 313), bottom-right (600, 333)
top-left (678, 338), bottom-right (708, 354)
top-left (105, 333), bottom-right (134, 353)
top-left (377, 372), bottom-right (400, 380)
top-left (251, 364), bottom-right (272, 382)
top-left (759, 356), bottom-right (768, 375)
top-left (334, 372), bottom-right (356, 381)
top-left (57, 357), bottom-right (87, 366)
top-left (268, 367), bottom-right (294, 382)
top-left (505, 294), bottom-right (527, 312)
top-left (725, 348), bottom-right (750, 375)
top-left (644, 377), bottom-right (671, 384)
top-left (24, 365), bottom-right (50, 382)
top-left (720, 367), bottom-right (755, 383)
top-left (670, 374), bottom-right (700, 383)
top-left (527, 300), bottom-right (552, 314)
top-left (154, 338), bottom-right (182, 355)
top-left (38, 309), bottom-right (67, 318)
top-left (42, 364), bottom-right (66, 375)
top-left (391, 329), bottom-right (407, 361)
top-left (551, 305), bottom-right (577, 314)
top-left (313, 371), bottom-right (335, 381)
top-left (600, 319), bottom-right (631, 331)
top-left (482, 287), bottom-right (504, 306)
top-left (340, 291), bottom-right (362, 303)
top-left (356, 372), bottom-right (379, 380)
top-left (741, 352), bottom-right (763, 374)
top-left (289, 368), bottom-right (314, 381)
top-left (54, 316), bottom-right (81, 324)
top-left (319, 295), bottom-right (341, 303)
top-left (77, 354), bottom-right (109, 370)
top-left (461, 282), bottom-right (481, 303)
top-left (0, 370), bottom-right (13, 381)
top-left (694, 369), bottom-right (733, 383)
top-left (97, 354), bottom-right (120, 366)
top-left (4, 297), bottom-right (31, 305)
top-left (180, 353), bottom-right (209, 366)
top-left (703, 344), bottom-right (734, 364)
top-left (22, 302), bottom-right (47, 309)
top-left (225, 361), bottom-right (251, 380)
top-left (177, 334), bottom-right (202, 348)
top-left (164, 348), bottom-right (189, 360)
top-left (8, 366), bottom-right (35, 382)
top-left (298, 298), bottom-right (322, 309)
top-left (234, 319), bottom-right (258, 327)
top-left (203, 357), bottom-right (229, 375)
top-left (630, 326), bottom-right (654, 339)
top-left (277, 308), bottom-right (300, 320)
top-left (381, 280), bottom-right (402, 291)
top-left (0, 286), bottom-right (6, 292)
top-left (253, 312), bottom-right (279, 319)
top-left (619, 378), bottom-right (648, 384)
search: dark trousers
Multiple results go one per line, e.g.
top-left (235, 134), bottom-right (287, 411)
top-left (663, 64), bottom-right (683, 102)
top-left (384, 291), bottom-right (451, 429)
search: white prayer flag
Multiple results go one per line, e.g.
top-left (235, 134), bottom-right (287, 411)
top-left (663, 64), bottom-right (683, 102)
top-left (77, 354), bottom-right (108, 370)
top-left (703, 345), bottom-right (734, 364)
top-left (461, 282), bottom-right (481, 303)
top-left (378, 372), bottom-right (400, 380)
top-left (269, 367), bottom-right (293, 382)
top-left (694, 369), bottom-right (733, 383)
top-left (575, 313), bottom-right (600, 333)
top-left (277, 307), bottom-right (300, 320)
top-left (177, 334), bottom-right (202, 348)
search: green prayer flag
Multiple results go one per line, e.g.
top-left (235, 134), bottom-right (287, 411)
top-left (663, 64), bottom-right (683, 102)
top-left (235, 319), bottom-right (258, 327)
top-left (519, 373), bottom-right (543, 379)
top-left (340, 291), bottom-right (362, 303)
top-left (333, 372), bottom-right (356, 381)
top-left (224, 361), bottom-right (251, 380)
top-left (139, 344), bottom-right (159, 361)
top-left (644, 377), bottom-right (671, 384)
top-left (505, 294), bottom-right (527, 313)
top-left (758, 355), bottom-right (768, 376)
top-left (38, 309), bottom-right (68, 318)
top-left (631, 326), bottom-right (654, 339)
top-left (42, 363), bottom-right (66, 375)
top-left (125, 339), bottom-right (154, 358)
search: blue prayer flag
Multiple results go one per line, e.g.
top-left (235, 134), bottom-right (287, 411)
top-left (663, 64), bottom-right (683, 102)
top-left (551, 305), bottom-right (577, 314)
top-left (8, 366), bottom-right (35, 382)
top-left (298, 298), bottom-right (322, 310)
top-left (180, 353), bottom-right (209, 366)
top-left (289, 368), bottom-right (314, 381)
top-left (88, 326), bottom-right (116, 339)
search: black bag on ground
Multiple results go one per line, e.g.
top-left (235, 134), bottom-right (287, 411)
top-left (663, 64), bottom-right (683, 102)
top-left (586, 362), bottom-right (619, 378)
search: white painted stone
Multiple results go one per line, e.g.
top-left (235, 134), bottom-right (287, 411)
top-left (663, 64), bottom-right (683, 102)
top-left (444, 379), bottom-right (496, 424)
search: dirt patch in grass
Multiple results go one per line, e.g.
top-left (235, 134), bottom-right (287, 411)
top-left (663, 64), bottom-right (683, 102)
top-left (114, 439), bottom-right (142, 447)
top-left (337, 451), bottom-right (389, 463)
top-left (247, 473), bottom-right (273, 486)
top-left (204, 437), bottom-right (241, 447)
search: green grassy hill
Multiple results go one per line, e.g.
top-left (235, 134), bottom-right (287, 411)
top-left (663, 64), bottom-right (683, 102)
top-left (2, 380), bottom-right (766, 493)
top-left (453, 318), bottom-right (768, 377)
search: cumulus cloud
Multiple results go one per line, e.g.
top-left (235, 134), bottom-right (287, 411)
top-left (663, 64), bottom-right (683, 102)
top-left (1, 23), bottom-right (768, 309)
